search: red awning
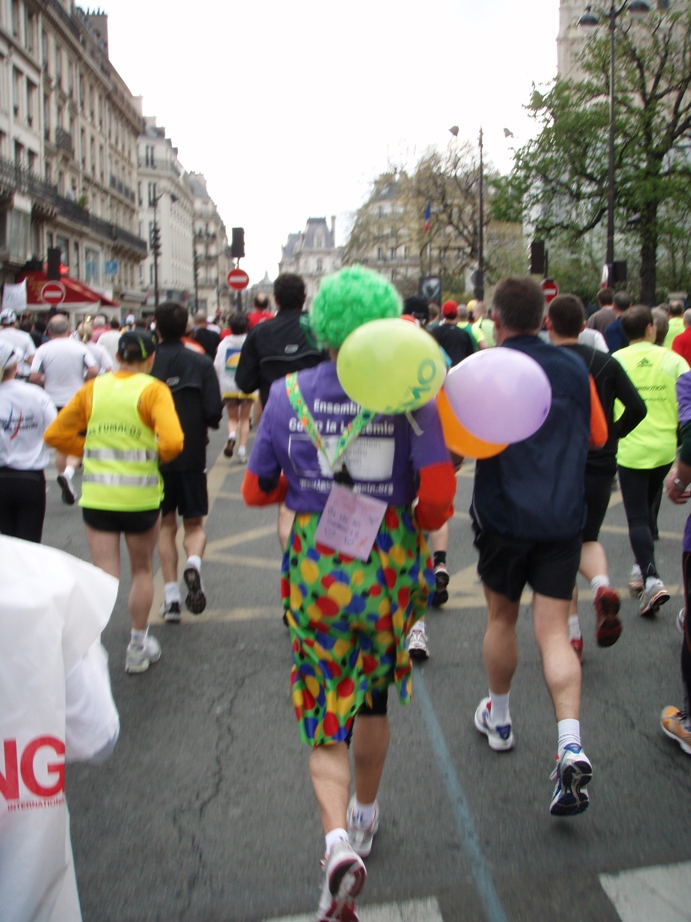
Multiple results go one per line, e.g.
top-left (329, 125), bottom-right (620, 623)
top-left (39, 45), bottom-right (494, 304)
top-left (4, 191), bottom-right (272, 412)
top-left (16, 271), bottom-right (119, 309)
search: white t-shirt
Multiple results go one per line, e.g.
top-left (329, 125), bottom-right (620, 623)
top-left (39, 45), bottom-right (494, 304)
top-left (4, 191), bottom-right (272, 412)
top-left (0, 537), bottom-right (119, 922)
top-left (0, 327), bottom-right (36, 377)
top-left (578, 328), bottom-right (609, 353)
top-left (214, 333), bottom-right (251, 396)
top-left (31, 338), bottom-right (97, 407)
top-left (0, 379), bottom-right (57, 470)
top-left (85, 340), bottom-right (114, 375)
top-left (96, 329), bottom-right (121, 366)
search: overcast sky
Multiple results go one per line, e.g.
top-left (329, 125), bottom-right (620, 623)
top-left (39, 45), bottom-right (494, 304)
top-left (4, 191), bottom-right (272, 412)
top-left (107, 0), bottom-right (560, 284)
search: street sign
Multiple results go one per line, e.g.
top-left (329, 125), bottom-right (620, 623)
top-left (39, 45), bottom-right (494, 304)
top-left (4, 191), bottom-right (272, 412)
top-left (227, 268), bottom-right (249, 291)
top-left (541, 277), bottom-right (559, 304)
top-left (40, 281), bottom-right (66, 306)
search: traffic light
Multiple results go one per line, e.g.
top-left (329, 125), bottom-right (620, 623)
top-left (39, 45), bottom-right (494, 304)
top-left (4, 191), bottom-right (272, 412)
top-left (231, 227), bottom-right (245, 259)
top-left (530, 240), bottom-right (546, 275)
top-left (150, 224), bottom-right (161, 256)
top-left (47, 247), bottom-right (61, 280)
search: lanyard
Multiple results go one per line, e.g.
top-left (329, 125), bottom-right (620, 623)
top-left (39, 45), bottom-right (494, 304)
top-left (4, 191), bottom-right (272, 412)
top-left (285, 373), bottom-right (375, 473)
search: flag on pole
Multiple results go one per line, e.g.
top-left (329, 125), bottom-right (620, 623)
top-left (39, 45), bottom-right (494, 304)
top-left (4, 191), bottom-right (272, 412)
top-left (424, 201), bottom-right (431, 234)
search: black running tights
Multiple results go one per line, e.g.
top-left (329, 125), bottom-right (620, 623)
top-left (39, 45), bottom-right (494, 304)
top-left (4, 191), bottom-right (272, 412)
top-left (617, 464), bottom-right (671, 579)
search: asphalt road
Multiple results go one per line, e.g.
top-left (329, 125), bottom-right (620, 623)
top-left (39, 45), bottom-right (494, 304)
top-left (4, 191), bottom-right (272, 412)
top-left (42, 424), bottom-right (691, 922)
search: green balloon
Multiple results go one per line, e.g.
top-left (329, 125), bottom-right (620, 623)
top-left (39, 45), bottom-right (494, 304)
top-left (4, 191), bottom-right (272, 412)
top-left (337, 319), bottom-right (447, 414)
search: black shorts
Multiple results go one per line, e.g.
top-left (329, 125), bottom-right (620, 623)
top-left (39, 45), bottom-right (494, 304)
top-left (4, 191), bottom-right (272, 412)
top-left (474, 526), bottom-right (582, 602)
top-left (82, 507), bottom-right (160, 534)
top-left (160, 470), bottom-right (208, 519)
top-left (583, 470), bottom-right (615, 543)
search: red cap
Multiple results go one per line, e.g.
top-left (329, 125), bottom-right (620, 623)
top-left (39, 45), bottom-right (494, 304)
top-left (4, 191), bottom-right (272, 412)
top-left (442, 300), bottom-right (458, 318)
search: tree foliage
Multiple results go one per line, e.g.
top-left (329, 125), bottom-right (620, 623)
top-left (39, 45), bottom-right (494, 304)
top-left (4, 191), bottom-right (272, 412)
top-left (506, 6), bottom-right (691, 303)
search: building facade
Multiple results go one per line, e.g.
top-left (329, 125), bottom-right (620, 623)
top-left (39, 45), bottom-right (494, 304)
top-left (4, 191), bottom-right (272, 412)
top-left (189, 171), bottom-right (232, 318)
top-left (137, 116), bottom-right (193, 306)
top-left (278, 216), bottom-right (342, 307)
top-left (0, 2), bottom-right (148, 311)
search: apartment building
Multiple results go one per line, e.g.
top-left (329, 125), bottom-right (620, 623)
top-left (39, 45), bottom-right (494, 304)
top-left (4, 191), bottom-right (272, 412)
top-left (278, 216), bottom-right (342, 307)
top-left (189, 171), bottom-right (232, 318)
top-left (0, 1), bottom-right (147, 310)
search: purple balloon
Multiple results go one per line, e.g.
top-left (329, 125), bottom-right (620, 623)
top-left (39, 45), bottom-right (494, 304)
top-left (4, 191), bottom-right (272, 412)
top-left (444, 348), bottom-right (552, 444)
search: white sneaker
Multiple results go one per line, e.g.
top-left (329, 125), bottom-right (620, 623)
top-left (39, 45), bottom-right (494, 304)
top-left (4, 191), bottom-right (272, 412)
top-left (317, 840), bottom-right (366, 922)
top-left (346, 795), bottom-right (379, 858)
top-left (57, 472), bottom-right (77, 505)
top-left (408, 624), bottom-right (429, 659)
top-left (125, 634), bottom-right (161, 674)
top-left (629, 564), bottom-right (644, 597)
top-left (639, 578), bottom-right (669, 618)
top-left (237, 445), bottom-right (247, 464)
top-left (474, 697), bottom-right (514, 751)
top-left (159, 600), bottom-right (181, 623)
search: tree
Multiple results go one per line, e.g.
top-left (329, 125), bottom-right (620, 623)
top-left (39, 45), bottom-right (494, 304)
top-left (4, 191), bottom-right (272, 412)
top-left (505, 6), bottom-right (691, 304)
top-left (344, 145), bottom-right (525, 300)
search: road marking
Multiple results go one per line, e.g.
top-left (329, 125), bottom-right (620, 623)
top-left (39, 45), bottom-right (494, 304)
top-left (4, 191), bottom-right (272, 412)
top-left (600, 860), bottom-right (691, 922)
top-left (413, 668), bottom-right (510, 922)
top-left (265, 896), bottom-right (443, 922)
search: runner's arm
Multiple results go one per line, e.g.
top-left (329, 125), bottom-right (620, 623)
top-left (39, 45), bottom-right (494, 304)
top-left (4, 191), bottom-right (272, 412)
top-left (43, 380), bottom-right (94, 456)
top-left (137, 379), bottom-right (185, 464)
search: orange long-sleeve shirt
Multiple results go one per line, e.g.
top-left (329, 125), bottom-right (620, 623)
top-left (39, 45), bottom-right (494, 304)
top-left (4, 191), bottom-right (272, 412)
top-left (44, 371), bottom-right (184, 464)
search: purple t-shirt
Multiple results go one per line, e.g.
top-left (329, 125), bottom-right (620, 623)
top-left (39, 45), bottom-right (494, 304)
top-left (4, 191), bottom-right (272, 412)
top-left (248, 361), bottom-right (450, 513)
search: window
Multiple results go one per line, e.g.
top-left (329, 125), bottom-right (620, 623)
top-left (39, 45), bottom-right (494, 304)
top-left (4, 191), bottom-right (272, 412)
top-left (99, 144), bottom-right (104, 183)
top-left (27, 81), bottom-right (36, 128)
top-left (85, 247), bottom-right (99, 284)
top-left (390, 246), bottom-right (396, 261)
top-left (316, 258), bottom-right (323, 272)
top-left (41, 31), bottom-right (48, 67)
top-left (137, 181), bottom-right (142, 206)
top-left (78, 72), bottom-right (84, 108)
top-left (377, 247), bottom-right (384, 262)
top-left (378, 205), bottom-right (384, 218)
top-left (12, 67), bottom-right (20, 117)
top-left (43, 94), bottom-right (49, 138)
top-left (89, 86), bottom-right (94, 122)
top-left (145, 144), bottom-right (155, 167)
top-left (73, 240), bottom-right (80, 279)
top-left (148, 182), bottom-right (157, 206)
top-left (26, 10), bottom-right (35, 53)
top-left (56, 235), bottom-right (69, 269)
top-left (55, 44), bottom-right (62, 87)
top-left (11, 0), bottom-right (19, 38)
top-left (90, 136), bottom-right (95, 176)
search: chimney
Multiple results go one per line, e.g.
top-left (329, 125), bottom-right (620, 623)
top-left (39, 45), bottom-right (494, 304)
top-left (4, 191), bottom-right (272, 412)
top-left (331, 215), bottom-right (336, 246)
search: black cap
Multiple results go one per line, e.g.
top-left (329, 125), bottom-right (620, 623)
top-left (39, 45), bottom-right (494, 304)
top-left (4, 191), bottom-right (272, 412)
top-left (117, 330), bottom-right (157, 360)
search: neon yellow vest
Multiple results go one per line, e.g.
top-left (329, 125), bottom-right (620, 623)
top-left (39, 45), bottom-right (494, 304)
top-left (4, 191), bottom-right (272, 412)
top-left (80, 373), bottom-right (162, 511)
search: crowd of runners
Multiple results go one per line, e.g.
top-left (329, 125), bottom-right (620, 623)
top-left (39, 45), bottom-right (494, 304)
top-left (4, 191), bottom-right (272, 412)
top-left (2, 269), bottom-right (691, 922)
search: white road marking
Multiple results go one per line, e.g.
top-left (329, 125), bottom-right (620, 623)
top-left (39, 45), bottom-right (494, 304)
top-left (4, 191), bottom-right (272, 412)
top-left (600, 861), bottom-right (691, 922)
top-left (265, 896), bottom-right (444, 922)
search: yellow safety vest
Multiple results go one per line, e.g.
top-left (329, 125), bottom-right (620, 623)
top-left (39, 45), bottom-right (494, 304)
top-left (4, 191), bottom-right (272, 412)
top-left (80, 373), bottom-right (162, 511)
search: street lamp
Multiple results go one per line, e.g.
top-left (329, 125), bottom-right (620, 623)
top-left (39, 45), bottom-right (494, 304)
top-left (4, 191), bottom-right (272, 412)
top-left (151, 186), bottom-right (179, 307)
top-left (578, 1), bottom-right (651, 286)
top-left (449, 125), bottom-right (484, 300)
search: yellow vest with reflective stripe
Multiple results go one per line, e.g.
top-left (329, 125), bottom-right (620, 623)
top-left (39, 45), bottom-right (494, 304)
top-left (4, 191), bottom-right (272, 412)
top-left (80, 373), bottom-right (162, 511)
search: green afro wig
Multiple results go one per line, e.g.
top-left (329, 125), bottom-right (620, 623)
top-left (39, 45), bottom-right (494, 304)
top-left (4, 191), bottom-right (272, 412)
top-left (310, 265), bottom-right (402, 349)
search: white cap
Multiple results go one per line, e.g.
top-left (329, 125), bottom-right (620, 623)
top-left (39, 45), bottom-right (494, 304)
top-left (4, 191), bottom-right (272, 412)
top-left (125, 313), bottom-right (136, 326)
top-left (0, 308), bottom-right (17, 326)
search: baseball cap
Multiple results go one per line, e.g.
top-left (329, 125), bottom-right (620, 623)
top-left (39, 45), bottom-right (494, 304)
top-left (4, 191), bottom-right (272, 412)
top-left (117, 330), bottom-right (157, 360)
top-left (442, 300), bottom-right (458, 318)
top-left (0, 340), bottom-right (22, 370)
top-left (0, 308), bottom-right (17, 326)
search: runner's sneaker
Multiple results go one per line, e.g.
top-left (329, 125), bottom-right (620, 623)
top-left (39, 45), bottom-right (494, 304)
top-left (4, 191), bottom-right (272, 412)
top-left (237, 445), bottom-right (247, 464)
top-left (317, 840), bottom-right (366, 922)
top-left (159, 600), bottom-right (181, 623)
top-left (660, 706), bottom-right (691, 755)
top-left (183, 566), bottom-right (206, 614)
top-left (549, 743), bottom-right (592, 816)
top-left (628, 564), bottom-right (644, 597)
top-left (408, 624), bottom-right (429, 660)
top-left (594, 586), bottom-right (622, 647)
top-left (431, 562), bottom-right (450, 607)
top-left (639, 578), bottom-right (669, 618)
top-left (125, 634), bottom-right (161, 674)
top-left (678, 609), bottom-right (686, 635)
top-left (223, 435), bottom-right (235, 458)
top-left (474, 697), bottom-right (514, 751)
top-left (57, 473), bottom-right (76, 505)
top-left (570, 636), bottom-right (583, 663)
top-left (346, 796), bottom-right (379, 858)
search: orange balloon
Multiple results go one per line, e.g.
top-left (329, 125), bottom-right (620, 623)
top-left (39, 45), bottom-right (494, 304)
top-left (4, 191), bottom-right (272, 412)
top-left (436, 388), bottom-right (508, 459)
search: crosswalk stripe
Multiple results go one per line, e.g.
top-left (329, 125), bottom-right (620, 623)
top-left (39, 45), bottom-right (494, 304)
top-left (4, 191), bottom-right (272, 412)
top-left (599, 860), bottom-right (691, 921)
top-left (264, 896), bottom-right (444, 922)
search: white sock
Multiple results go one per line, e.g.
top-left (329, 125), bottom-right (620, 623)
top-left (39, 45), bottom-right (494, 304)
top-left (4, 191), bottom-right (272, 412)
top-left (63, 465), bottom-right (75, 480)
top-left (186, 555), bottom-right (202, 573)
top-left (590, 575), bottom-right (610, 592)
top-left (568, 615), bottom-right (582, 641)
top-left (228, 431), bottom-right (236, 440)
top-left (351, 799), bottom-right (377, 826)
top-left (165, 582), bottom-right (181, 604)
top-left (489, 690), bottom-right (510, 725)
top-left (325, 827), bottom-right (349, 855)
top-left (130, 628), bottom-right (147, 647)
top-left (557, 718), bottom-right (581, 752)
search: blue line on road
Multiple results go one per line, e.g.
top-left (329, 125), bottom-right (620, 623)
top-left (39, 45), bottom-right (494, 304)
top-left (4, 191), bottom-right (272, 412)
top-left (413, 666), bottom-right (510, 922)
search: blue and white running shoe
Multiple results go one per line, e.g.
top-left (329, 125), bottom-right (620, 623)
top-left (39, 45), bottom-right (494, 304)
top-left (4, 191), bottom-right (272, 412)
top-left (474, 697), bottom-right (514, 751)
top-left (549, 743), bottom-right (592, 816)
